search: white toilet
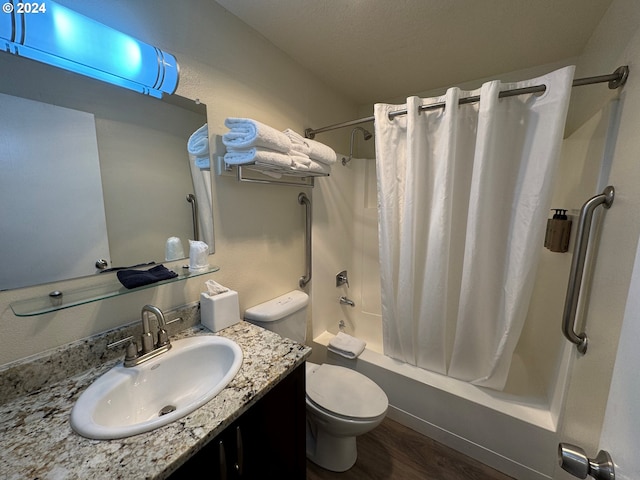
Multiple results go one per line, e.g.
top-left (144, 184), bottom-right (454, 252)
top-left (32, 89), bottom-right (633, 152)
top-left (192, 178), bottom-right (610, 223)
top-left (244, 290), bottom-right (388, 472)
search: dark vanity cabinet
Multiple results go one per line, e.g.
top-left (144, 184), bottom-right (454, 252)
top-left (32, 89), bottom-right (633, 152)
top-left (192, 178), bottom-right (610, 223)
top-left (170, 362), bottom-right (306, 479)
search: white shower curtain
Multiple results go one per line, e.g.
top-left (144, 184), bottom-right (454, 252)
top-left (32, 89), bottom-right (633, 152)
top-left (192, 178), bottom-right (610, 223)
top-left (374, 66), bottom-right (574, 390)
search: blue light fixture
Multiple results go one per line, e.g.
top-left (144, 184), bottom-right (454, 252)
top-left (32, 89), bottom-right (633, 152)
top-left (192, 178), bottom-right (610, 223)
top-left (0, 1), bottom-right (178, 98)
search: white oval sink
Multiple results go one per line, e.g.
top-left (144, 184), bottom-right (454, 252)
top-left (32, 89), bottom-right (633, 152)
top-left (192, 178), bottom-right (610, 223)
top-left (71, 335), bottom-right (243, 439)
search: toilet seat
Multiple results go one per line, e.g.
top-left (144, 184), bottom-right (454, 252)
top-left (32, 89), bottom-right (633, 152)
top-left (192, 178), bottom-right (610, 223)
top-left (306, 364), bottom-right (388, 420)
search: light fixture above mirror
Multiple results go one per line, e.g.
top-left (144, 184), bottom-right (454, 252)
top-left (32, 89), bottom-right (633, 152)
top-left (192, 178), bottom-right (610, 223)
top-left (0, 0), bottom-right (179, 98)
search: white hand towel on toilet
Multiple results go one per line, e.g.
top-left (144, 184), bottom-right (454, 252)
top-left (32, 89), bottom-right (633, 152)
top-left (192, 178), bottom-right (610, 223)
top-left (328, 332), bottom-right (366, 359)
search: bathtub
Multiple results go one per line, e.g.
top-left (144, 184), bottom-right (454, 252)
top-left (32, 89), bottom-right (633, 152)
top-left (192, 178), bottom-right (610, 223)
top-left (310, 330), bottom-right (572, 480)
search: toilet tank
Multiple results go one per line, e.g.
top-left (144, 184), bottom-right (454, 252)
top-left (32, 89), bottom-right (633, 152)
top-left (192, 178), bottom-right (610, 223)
top-left (244, 290), bottom-right (309, 343)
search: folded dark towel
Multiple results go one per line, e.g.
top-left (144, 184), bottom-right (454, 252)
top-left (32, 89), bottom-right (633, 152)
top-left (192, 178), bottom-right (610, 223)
top-left (116, 265), bottom-right (178, 289)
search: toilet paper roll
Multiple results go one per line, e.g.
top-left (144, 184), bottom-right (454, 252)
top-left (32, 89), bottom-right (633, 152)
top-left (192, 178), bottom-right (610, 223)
top-left (189, 240), bottom-right (209, 272)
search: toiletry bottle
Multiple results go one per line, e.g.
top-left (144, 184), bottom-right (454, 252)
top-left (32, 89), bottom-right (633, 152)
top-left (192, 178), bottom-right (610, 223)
top-left (544, 209), bottom-right (572, 253)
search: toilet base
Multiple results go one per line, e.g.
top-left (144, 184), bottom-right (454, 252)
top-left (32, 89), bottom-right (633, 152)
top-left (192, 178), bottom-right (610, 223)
top-left (306, 420), bottom-right (358, 472)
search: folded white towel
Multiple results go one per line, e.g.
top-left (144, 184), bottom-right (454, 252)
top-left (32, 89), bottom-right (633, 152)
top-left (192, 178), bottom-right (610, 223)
top-left (283, 127), bottom-right (337, 165)
top-left (306, 137), bottom-right (337, 165)
top-left (223, 118), bottom-right (292, 153)
top-left (224, 147), bottom-right (293, 169)
top-left (328, 332), bottom-right (366, 359)
top-left (293, 158), bottom-right (331, 175)
top-left (289, 149), bottom-right (312, 167)
top-left (188, 124), bottom-right (210, 169)
top-left (194, 157), bottom-right (210, 169)
top-left (188, 124), bottom-right (209, 155)
top-left (283, 128), bottom-right (311, 155)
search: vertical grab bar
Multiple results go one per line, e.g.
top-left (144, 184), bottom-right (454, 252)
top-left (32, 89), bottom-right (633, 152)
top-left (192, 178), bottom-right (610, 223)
top-left (299, 192), bottom-right (312, 288)
top-left (186, 194), bottom-right (199, 241)
top-left (562, 186), bottom-right (615, 354)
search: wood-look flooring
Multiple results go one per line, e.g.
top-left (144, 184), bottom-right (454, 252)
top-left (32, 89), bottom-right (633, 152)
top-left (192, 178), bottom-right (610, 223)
top-left (306, 418), bottom-right (515, 480)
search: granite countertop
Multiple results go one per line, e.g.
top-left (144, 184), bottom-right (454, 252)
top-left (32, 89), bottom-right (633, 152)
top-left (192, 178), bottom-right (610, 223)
top-left (0, 317), bottom-right (311, 479)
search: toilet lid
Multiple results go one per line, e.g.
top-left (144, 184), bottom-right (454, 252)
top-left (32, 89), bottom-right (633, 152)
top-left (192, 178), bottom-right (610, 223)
top-left (306, 364), bottom-right (388, 419)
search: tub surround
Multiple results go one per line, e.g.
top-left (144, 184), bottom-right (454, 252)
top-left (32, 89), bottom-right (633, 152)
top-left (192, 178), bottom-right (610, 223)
top-left (0, 313), bottom-right (310, 479)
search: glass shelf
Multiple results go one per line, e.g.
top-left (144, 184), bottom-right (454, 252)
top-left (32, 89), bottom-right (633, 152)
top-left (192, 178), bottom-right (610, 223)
top-left (10, 264), bottom-right (220, 317)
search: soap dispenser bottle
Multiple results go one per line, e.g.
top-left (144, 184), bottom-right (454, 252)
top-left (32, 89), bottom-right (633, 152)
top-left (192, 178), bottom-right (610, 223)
top-left (544, 209), bottom-right (572, 253)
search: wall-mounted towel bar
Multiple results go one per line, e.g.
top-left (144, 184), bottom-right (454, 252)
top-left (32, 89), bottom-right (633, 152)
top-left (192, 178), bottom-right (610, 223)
top-left (216, 157), bottom-right (327, 187)
top-left (237, 165), bottom-right (322, 187)
top-left (299, 192), bottom-right (312, 288)
top-left (562, 186), bottom-right (615, 354)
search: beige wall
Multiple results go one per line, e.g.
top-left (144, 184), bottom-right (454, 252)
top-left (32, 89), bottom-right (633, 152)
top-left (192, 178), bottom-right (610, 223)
top-left (0, 0), bottom-right (357, 366)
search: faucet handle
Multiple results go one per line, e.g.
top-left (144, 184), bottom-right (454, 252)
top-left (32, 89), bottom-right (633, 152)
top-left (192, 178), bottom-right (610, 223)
top-left (125, 341), bottom-right (139, 364)
top-left (156, 328), bottom-right (170, 348)
top-left (336, 270), bottom-right (350, 288)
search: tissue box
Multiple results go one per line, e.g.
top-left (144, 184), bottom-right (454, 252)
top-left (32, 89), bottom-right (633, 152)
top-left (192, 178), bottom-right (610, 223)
top-left (200, 290), bottom-right (240, 332)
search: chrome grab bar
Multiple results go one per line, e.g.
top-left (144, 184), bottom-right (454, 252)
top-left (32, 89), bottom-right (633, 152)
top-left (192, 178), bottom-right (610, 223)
top-left (562, 186), bottom-right (615, 354)
top-left (186, 194), bottom-right (199, 241)
top-left (299, 192), bottom-right (312, 288)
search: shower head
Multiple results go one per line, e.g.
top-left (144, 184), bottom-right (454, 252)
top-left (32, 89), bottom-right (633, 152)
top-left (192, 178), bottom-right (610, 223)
top-left (343, 127), bottom-right (373, 165)
top-left (352, 126), bottom-right (372, 141)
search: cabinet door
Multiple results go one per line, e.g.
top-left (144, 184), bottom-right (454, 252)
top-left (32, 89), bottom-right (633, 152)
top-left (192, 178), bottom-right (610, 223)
top-left (169, 363), bottom-right (306, 480)
top-left (240, 363), bottom-right (306, 479)
top-left (169, 416), bottom-right (244, 479)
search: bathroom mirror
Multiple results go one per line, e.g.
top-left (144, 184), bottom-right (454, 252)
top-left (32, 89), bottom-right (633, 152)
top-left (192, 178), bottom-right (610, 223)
top-left (0, 52), bottom-right (213, 290)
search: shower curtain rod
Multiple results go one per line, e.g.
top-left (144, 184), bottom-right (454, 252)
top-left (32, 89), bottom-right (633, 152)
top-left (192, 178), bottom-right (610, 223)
top-left (304, 65), bottom-right (629, 139)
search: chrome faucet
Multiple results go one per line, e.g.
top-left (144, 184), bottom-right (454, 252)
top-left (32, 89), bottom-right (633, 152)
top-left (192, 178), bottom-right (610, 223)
top-left (124, 304), bottom-right (172, 367)
top-left (339, 296), bottom-right (356, 307)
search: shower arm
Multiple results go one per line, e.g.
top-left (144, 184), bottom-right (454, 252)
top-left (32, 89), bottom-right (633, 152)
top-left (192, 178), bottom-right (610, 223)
top-left (562, 186), bottom-right (615, 355)
top-left (342, 127), bottom-right (372, 166)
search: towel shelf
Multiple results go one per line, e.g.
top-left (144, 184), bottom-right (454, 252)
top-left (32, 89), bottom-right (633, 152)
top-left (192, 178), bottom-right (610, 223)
top-left (217, 157), bottom-right (328, 187)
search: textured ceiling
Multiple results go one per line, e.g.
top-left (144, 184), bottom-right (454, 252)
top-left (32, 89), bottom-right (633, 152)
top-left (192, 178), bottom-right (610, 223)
top-left (214, 0), bottom-right (613, 105)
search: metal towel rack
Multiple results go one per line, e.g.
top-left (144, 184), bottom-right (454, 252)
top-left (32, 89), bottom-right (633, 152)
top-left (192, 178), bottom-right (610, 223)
top-left (562, 186), bottom-right (615, 354)
top-left (299, 192), bottom-right (312, 288)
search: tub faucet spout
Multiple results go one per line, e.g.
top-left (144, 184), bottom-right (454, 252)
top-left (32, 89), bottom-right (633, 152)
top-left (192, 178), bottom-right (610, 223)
top-left (340, 296), bottom-right (356, 307)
